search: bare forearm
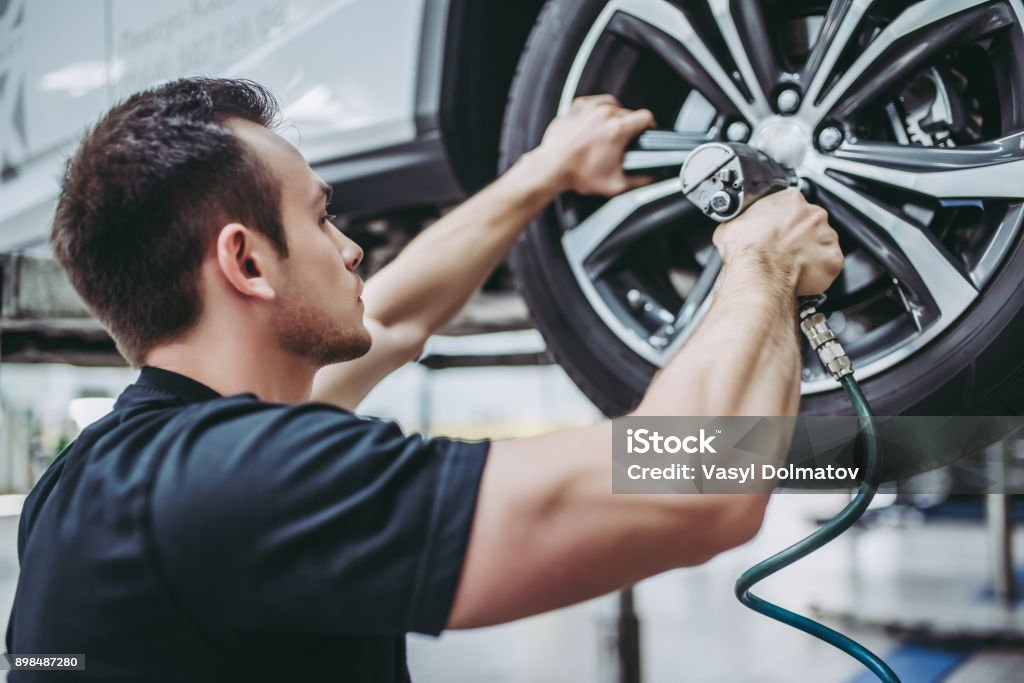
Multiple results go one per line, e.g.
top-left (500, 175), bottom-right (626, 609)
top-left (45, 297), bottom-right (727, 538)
top-left (311, 152), bottom-right (567, 409)
top-left (457, 260), bottom-right (803, 625)
top-left (361, 151), bottom-right (564, 335)
top-left (452, 188), bottom-right (842, 629)
top-left (360, 96), bottom-right (654, 338)
top-left (550, 260), bottom-right (805, 599)
top-left (314, 96), bottom-right (656, 410)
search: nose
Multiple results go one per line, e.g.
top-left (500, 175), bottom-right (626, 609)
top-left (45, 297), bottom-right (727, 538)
top-left (338, 231), bottom-right (363, 271)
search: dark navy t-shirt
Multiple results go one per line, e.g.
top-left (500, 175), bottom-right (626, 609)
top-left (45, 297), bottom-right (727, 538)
top-left (6, 367), bottom-right (489, 681)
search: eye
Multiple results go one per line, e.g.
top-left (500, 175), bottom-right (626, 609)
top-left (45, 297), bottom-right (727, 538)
top-left (319, 213), bottom-right (338, 228)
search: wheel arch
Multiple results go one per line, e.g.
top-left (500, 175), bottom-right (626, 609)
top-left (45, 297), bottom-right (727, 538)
top-left (432, 0), bottom-right (549, 194)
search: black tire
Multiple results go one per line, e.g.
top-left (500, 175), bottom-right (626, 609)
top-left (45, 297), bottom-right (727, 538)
top-left (500, 0), bottom-right (1024, 421)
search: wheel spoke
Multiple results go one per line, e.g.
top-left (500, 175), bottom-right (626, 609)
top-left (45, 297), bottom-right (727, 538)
top-left (623, 130), bottom-right (706, 171)
top-left (561, 178), bottom-right (683, 272)
top-left (831, 132), bottom-right (1024, 171)
top-left (814, 191), bottom-right (932, 328)
top-left (806, 167), bottom-right (977, 325)
top-left (587, 194), bottom-right (699, 278)
top-left (577, 0), bottom-right (759, 122)
top-left (675, 250), bottom-right (721, 328)
top-left (707, 0), bottom-right (773, 118)
top-left (800, 0), bottom-right (876, 113)
top-left (623, 150), bottom-right (692, 171)
top-left (800, 0), bottom-right (1013, 127)
top-left (806, 135), bottom-right (1024, 199)
top-left (651, 250), bottom-right (723, 364)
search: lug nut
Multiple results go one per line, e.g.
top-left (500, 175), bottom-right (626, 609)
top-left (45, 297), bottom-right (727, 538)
top-left (818, 126), bottom-right (844, 152)
top-left (776, 88), bottom-right (801, 114)
top-left (726, 121), bottom-right (751, 142)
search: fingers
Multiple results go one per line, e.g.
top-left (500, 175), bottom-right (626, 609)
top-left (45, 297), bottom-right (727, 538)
top-left (623, 174), bottom-right (656, 191)
top-left (552, 95), bottom-right (658, 196)
top-left (616, 108), bottom-right (657, 140)
top-left (571, 94), bottom-right (621, 112)
top-left (823, 224), bottom-right (845, 277)
top-left (569, 96), bottom-right (656, 133)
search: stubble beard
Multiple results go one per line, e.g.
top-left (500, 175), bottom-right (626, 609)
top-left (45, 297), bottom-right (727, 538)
top-left (272, 291), bottom-right (372, 368)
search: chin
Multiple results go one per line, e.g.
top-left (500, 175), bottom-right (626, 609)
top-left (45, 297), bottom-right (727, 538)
top-left (328, 328), bottom-right (371, 365)
top-left (351, 326), bottom-right (373, 359)
top-left (284, 325), bottom-right (372, 368)
top-left (274, 295), bottom-right (373, 366)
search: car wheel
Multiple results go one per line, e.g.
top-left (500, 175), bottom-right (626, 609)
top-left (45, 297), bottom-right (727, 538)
top-left (501, 0), bottom-right (1024, 420)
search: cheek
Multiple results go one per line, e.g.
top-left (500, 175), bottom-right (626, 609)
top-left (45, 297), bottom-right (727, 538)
top-left (286, 235), bottom-right (356, 296)
top-left (301, 237), bottom-right (348, 278)
top-left (320, 234), bottom-right (351, 271)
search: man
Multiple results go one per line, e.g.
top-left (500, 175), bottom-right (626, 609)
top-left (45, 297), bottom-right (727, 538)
top-left (7, 78), bottom-right (841, 681)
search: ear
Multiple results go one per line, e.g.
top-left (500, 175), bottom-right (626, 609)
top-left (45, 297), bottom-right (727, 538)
top-left (215, 223), bottom-right (278, 301)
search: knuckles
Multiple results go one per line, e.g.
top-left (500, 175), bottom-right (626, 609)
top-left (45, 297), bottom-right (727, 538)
top-left (609, 118), bottom-right (628, 138)
top-left (830, 250), bottom-right (846, 273)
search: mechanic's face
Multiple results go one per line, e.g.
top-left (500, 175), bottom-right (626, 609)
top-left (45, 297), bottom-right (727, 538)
top-left (233, 120), bottom-right (371, 367)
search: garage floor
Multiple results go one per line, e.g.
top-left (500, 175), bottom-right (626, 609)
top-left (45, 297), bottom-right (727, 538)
top-left (407, 495), bottom-right (1024, 683)
top-left (0, 495), bottom-right (1019, 682)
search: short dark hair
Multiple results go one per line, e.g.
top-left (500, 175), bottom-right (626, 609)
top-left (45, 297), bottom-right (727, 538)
top-left (51, 77), bottom-right (287, 366)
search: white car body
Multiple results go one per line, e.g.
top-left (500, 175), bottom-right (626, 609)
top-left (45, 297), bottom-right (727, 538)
top-left (0, 0), bottom-right (440, 251)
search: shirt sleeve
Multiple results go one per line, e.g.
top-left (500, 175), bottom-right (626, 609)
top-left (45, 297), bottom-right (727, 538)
top-left (148, 399), bottom-right (489, 638)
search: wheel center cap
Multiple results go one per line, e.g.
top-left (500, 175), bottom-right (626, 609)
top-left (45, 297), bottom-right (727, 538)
top-left (752, 119), bottom-right (810, 169)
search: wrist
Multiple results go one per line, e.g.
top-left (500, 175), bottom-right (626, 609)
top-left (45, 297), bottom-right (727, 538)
top-left (721, 246), bottom-right (799, 295)
top-left (516, 146), bottom-right (574, 196)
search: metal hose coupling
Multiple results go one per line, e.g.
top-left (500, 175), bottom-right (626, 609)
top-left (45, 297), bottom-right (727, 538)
top-left (798, 295), bottom-right (854, 382)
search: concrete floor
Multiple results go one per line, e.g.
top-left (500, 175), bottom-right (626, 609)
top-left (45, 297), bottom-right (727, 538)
top-left (0, 496), bottom-right (1020, 681)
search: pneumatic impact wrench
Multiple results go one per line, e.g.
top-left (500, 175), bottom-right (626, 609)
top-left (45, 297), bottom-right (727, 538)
top-left (680, 141), bottom-right (797, 223)
top-left (680, 141), bottom-right (852, 381)
top-left (678, 142), bottom-right (899, 682)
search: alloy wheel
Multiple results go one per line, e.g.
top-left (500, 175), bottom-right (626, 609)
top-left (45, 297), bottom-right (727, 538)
top-left (554, 0), bottom-right (1024, 394)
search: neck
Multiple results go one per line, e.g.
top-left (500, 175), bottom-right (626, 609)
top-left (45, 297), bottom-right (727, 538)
top-left (144, 328), bottom-right (317, 405)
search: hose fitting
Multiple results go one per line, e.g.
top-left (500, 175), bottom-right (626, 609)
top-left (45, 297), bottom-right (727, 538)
top-left (798, 297), bottom-right (853, 381)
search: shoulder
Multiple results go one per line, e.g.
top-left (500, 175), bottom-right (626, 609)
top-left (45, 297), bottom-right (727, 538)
top-left (150, 396), bottom-right (487, 525)
top-left (152, 395), bottom-right (407, 491)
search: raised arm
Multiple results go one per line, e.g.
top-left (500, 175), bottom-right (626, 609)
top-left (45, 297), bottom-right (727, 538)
top-left (448, 189), bottom-right (843, 628)
top-left (312, 96), bottom-right (655, 409)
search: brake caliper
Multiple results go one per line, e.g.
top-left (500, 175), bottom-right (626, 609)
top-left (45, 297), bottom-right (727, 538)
top-left (886, 64), bottom-right (983, 147)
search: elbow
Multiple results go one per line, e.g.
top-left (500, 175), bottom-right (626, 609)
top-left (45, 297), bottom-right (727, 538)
top-left (711, 494), bottom-right (769, 553)
top-left (401, 331), bottom-right (428, 363)
top-left (374, 319), bottom-right (429, 364)
top-left (682, 494), bottom-right (768, 566)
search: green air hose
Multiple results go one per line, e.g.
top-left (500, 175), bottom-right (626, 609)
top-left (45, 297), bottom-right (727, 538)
top-left (734, 304), bottom-right (901, 683)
